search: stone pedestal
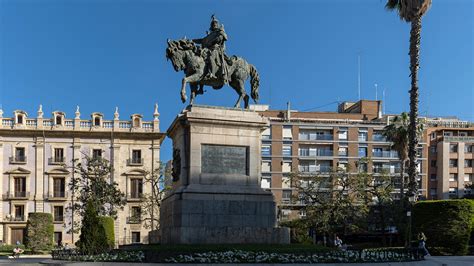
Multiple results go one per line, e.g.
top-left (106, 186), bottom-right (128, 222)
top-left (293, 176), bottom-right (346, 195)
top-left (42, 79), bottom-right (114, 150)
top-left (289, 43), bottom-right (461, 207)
top-left (160, 105), bottom-right (289, 244)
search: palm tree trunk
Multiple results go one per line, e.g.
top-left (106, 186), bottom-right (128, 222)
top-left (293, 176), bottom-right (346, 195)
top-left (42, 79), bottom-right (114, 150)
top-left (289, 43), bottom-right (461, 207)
top-left (400, 159), bottom-right (405, 204)
top-left (407, 15), bottom-right (422, 199)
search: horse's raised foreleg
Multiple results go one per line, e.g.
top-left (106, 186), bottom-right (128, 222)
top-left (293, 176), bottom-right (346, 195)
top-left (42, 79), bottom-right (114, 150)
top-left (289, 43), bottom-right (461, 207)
top-left (181, 73), bottom-right (203, 104)
top-left (180, 78), bottom-right (187, 103)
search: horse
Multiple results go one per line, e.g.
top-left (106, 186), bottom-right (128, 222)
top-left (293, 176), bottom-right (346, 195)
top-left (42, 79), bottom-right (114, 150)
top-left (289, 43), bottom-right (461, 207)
top-left (165, 39), bottom-right (260, 109)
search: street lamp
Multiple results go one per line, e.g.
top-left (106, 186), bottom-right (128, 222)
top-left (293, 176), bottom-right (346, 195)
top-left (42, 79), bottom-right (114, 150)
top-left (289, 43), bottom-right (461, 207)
top-left (407, 195), bottom-right (416, 247)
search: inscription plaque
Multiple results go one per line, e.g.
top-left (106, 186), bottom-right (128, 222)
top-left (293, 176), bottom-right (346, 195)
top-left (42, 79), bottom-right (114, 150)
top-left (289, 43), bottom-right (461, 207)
top-left (201, 144), bottom-right (248, 175)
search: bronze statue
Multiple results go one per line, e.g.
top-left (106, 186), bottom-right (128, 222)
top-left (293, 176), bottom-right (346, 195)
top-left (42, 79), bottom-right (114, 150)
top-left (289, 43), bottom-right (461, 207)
top-left (166, 15), bottom-right (260, 109)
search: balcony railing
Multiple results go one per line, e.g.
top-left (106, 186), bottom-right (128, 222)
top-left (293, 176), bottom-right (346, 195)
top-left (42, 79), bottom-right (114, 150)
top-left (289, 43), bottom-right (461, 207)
top-left (372, 151), bottom-right (398, 158)
top-left (298, 165), bottom-right (332, 174)
top-left (13, 216), bottom-right (25, 222)
top-left (45, 192), bottom-right (68, 200)
top-left (127, 193), bottom-right (144, 201)
top-left (127, 158), bottom-right (144, 166)
top-left (299, 134), bottom-right (333, 141)
top-left (373, 167), bottom-right (402, 174)
top-left (3, 191), bottom-right (30, 200)
top-left (9, 156), bottom-right (27, 164)
top-left (126, 216), bottom-right (141, 224)
top-left (299, 150), bottom-right (333, 157)
top-left (54, 216), bottom-right (64, 223)
top-left (372, 135), bottom-right (387, 142)
top-left (48, 157), bottom-right (65, 164)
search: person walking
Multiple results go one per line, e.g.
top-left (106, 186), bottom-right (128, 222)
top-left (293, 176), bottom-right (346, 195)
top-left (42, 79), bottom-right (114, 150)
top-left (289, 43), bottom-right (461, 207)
top-left (418, 232), bottom-right (430, 257)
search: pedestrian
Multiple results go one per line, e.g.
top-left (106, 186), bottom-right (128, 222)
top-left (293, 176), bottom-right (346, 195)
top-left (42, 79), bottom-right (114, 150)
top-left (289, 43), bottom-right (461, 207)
top-left (334, 235), bottom-right (343, 248)
top-left (418, 232), bottom-right (430, 257)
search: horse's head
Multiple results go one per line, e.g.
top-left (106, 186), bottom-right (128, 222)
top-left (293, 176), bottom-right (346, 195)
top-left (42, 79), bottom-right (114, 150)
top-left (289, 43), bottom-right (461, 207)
top-left (166, 40), bottom-right (185, 72)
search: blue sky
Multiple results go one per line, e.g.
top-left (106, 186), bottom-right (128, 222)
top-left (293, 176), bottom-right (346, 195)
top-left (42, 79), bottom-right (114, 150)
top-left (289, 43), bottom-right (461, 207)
top-left (1, 0), bottom-right (473, 162)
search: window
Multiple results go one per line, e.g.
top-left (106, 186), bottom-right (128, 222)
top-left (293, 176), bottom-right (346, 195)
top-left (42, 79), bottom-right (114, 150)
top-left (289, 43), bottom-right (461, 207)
top-left (282, 162), bottom-right (292, 173)
top-left (282, 145), bottom-right (292, 156)
top-left (130, 178), bottom-right (143, 198)
top-left (14, 205), bottom-right (24, 221)
top-left (430, 160), bottom-right (437, 167)
top-left (464, 174), bottom-right (472, 182)
top-left (449, 174), bottom-right (457, 181)
top-left (54, 148), bottom-right (64, 163)
top-left (358, 130), bottom-right (368, 142)
top-left (449, 144), bottom-right (458, 153)
top-left (299, 209), bottom-right (307, 218)
top-left (430, 132), bottom-right (436, 140)
top-left (261, 145), bottom-right (271, 156)
top-left (282, 176), bottom-right (291, 189)
top-left (444, 131), bottom-right (453, 137)
top-left (282, 190), bottom-right (292, 203)
top-left (55, 116), bottom-right (62, 125)
top-left (465, 159), bottom-right (473, 168)
top-left (94, 117), bottom-right (101, 126)
top-left (131, 232), bottom-right (141, 243)
top-left (449, 187), bottom-right (458, 198)
top-left (133, 118), bottom-right (140, 127)
top-left (430, 146), bottom-right (437, 153)
top-left (372, 131), bottom-right (385, 141)
top-left (430, 188), bottom-right (437, 196)
top-left (299, 130), bottom-right (310, 140)
top-left (261, 161), bottom-right (271, 173)
top-left (14, 177), bottom-right (26, 197)
top-left (338, 147), bottom-right (348, 156)
top-left (53, 206), bottom-right (64, 222)
top-left (53, 178), bottom-right (65, 198)
top-left (430, 174), bottom-right (437, 181)
top-left (131, 206), bottom-right (141, 221)
top-left (262, 127), bottom-right (271, 140)
top-left (261, 176), bottom-right (271, 189)
top-left (338, 129), bottom-right (348, 140)
top-left (282, 126), bottom-right (292, 140)
top-left (358, 162), bottom-right (368, 173)
top-left (358, 147), bottom-right (367, 157)
top-left (449, 159), bottom-right (458, 168)
top-left (15, 147), bottom-right (26, 162)
top-left (92, 149), bottom-right (102, 159)
top-left (132, 150), bottom-right (142, 164)
top-left (54, 232), bottom-right (62, 247)
top-left (465, 145), bottom-right (473, 153)
top-left (459, 132), bottom-right (468, 137)
top-left (338, 161), bottom-right (348, 171)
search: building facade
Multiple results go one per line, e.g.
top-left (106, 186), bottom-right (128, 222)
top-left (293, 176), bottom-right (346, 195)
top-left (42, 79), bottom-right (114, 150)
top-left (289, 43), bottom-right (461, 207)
top-left (253, 100), bottom-right (428, 221)
top-left (425, 120), bottom-right (474, 199)
top-left (0, 105), bottom-right (165, 246)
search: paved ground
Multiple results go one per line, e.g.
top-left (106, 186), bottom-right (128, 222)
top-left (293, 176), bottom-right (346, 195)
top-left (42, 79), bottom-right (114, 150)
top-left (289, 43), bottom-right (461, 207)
top-left (0, 256), bottom-right (472, 265)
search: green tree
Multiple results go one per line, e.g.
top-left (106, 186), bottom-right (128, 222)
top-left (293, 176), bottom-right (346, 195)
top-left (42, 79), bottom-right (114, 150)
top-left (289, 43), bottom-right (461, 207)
top-left (385, 0), bottom-right (432, 199)
top-left (76, 200), bottom-right (108, 255)
top-left (25, 213), bottom-right (54, 253)
top-left (68, 155), bottom-right (127, 233)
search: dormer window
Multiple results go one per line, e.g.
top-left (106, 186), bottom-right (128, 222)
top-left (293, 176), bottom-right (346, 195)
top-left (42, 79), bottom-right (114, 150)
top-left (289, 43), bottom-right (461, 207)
top-left (52, 111), bottom-right (65, 126)
top-left (56, 116), bottom-right (62, 125)
top-left (17, 115), bottom-right (23, 124)
top-left (130, 114), bottom-right (142, 128)
top-left (14, 110), bottom-right (27, 125)
top-left (91, 113), bottom-right (103, 127)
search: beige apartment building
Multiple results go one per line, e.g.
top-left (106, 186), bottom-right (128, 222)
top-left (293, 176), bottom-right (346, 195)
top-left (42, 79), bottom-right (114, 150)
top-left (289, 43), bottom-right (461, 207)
top-left (252, 100), bottom-right (427, 220)
top-left (425, 121), bottom-right (474, 200)
top-left (0, 105), bottom-right (164, 246)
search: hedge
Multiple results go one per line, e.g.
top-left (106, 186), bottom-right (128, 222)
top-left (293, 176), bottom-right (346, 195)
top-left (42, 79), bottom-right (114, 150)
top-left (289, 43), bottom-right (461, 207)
top-left (25, 213), bottom-right (54, 253)
top-left (413, 199), bottom-right (474, 255)
top-left (98, 216), bottom-right (115, 249)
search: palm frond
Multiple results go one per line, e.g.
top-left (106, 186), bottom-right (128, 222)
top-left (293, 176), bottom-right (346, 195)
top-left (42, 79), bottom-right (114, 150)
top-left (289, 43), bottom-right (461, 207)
top-left (385, 0), bottom-right (400, 10)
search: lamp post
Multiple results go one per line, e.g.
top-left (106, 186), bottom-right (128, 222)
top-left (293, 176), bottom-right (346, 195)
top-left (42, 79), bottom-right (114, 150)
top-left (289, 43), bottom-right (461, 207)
top-left (123, 227), bottom-right (127, 245)
top-left (407, 195), bottom-right (416, 247)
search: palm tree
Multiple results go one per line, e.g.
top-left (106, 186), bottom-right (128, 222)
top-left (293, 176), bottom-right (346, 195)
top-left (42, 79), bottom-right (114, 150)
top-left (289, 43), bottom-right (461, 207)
top-left (385, 0), bottom-right (432, 199)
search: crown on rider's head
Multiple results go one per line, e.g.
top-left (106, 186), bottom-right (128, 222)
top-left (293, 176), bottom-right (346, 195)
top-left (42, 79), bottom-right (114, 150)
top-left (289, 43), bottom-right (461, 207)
top-left (210, 14), bottom-right (220, 29)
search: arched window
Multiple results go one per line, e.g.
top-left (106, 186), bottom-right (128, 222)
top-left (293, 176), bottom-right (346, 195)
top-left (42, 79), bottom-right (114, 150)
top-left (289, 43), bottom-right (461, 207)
top-left (134, 118), bottom-right (140, 127)
top-left (56, 116), bottom-right (62, 125)
top-left (94, 117), bottom-right (101, 126)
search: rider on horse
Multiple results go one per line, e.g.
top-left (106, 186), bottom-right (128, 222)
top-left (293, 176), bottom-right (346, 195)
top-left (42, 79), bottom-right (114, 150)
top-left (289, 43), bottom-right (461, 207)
top-left (192, 15), bottom-right (229, 84)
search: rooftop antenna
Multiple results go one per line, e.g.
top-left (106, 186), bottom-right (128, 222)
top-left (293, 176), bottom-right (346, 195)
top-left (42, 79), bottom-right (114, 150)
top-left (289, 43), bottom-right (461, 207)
top-left (358, 53), bottom-right (361, 101)
top-left (375, 83), bottom-right (378, 101)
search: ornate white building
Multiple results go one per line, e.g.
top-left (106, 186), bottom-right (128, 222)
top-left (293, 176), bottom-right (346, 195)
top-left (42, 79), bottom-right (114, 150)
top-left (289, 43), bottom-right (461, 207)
top-left (0, 104), bottom-right (165, 246)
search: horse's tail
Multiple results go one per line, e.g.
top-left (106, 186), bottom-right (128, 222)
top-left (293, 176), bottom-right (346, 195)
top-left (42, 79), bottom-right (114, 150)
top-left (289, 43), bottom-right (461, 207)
top-left (249, 64), bottom-right (260, 103)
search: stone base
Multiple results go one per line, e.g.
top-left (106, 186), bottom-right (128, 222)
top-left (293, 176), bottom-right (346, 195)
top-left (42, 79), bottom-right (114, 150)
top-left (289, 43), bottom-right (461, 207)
top-left (160, 188), bottom-right (290, 244)
top-left (161, 226), bottom-right (290, 244)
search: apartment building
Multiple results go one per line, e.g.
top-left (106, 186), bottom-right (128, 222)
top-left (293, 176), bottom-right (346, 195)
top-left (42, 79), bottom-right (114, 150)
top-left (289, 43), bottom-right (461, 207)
top-left (252, 100), bottom-right (428, 220)
top-left (0, 105), bottom-right (165, 246)
top-left (425, 119), bottom-right (474, 199)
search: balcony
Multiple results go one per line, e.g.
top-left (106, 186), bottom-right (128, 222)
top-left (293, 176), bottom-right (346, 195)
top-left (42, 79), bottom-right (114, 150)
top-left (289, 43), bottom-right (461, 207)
top-left (373, 167), bottom-right (401, 174)
top-left (48, 157), bottom-right (65, 165)
top-left (126, 216), bottom-right (141, 224)
top-left (372, 151), bottom-right (398, 158)
top-left (13, 216), bottom-right (25, 222)
top-left (3, 191), bottom-right (30, 200)
top-left (299, 134), bottom-right (333, 141)
top-left (298, 165), bottom-right (332, 174)
top-left (54, 216), bottom-right (64, 223)
top-left (127, 158), bottom-right (144, 166)
top-left (127, 193), bottom-right (144, 201)
top-left (9, 156), bottom-right (27, 164)
top-left (372, 135), bottom-right (387, 142)
top-left (299, 150), bottom-right (333, 157)
top-left (45, 192), bottom-right (68, 200)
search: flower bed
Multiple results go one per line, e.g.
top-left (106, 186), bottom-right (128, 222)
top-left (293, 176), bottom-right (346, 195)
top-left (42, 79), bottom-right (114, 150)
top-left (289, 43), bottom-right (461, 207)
top-left (51, 249), bottom-right (144, 262)
top-left (164, 248), bottom-right (424, 263)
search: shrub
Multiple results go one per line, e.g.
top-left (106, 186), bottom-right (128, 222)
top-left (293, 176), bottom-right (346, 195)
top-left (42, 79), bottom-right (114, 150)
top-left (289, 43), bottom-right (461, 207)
top-left (76, 200), bottom-right (109, 255)
top-left (98, 216), bottom-right (115, 249)
top-left (280, 219), bottom-right (312, 244)
top-left (25, 213), bottom-right (54, 253)
top-left (413, 199), bottom-right (474, 255)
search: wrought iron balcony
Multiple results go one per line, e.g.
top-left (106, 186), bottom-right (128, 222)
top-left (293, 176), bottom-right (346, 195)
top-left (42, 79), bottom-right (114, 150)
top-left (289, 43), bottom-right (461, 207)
top-left (54, 216), bottom-right (64, 223)
top-left (45, 192), bottom-right (68, 200)
top-left (127, 158), bottom-right (144, 166)
top-left (3, 191), bottom-right (30, 200)
top-left (48, 157), bottom-right (65, 164)
top-left (127, 193), bottom-right (144, 201)
top-left (9, 156), bottom-right (27, 164)
top-left (126, 216), bottom-right (141, 224)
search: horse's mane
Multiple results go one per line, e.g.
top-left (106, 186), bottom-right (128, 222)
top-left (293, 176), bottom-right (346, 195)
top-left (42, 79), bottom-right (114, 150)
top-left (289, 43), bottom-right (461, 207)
top-left (169, 39), bottom-right (196, 51)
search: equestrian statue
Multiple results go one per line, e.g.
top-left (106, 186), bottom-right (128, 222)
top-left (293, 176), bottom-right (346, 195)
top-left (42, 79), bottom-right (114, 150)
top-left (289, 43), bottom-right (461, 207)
top-left (166, 15), bottom-right (260, 109)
